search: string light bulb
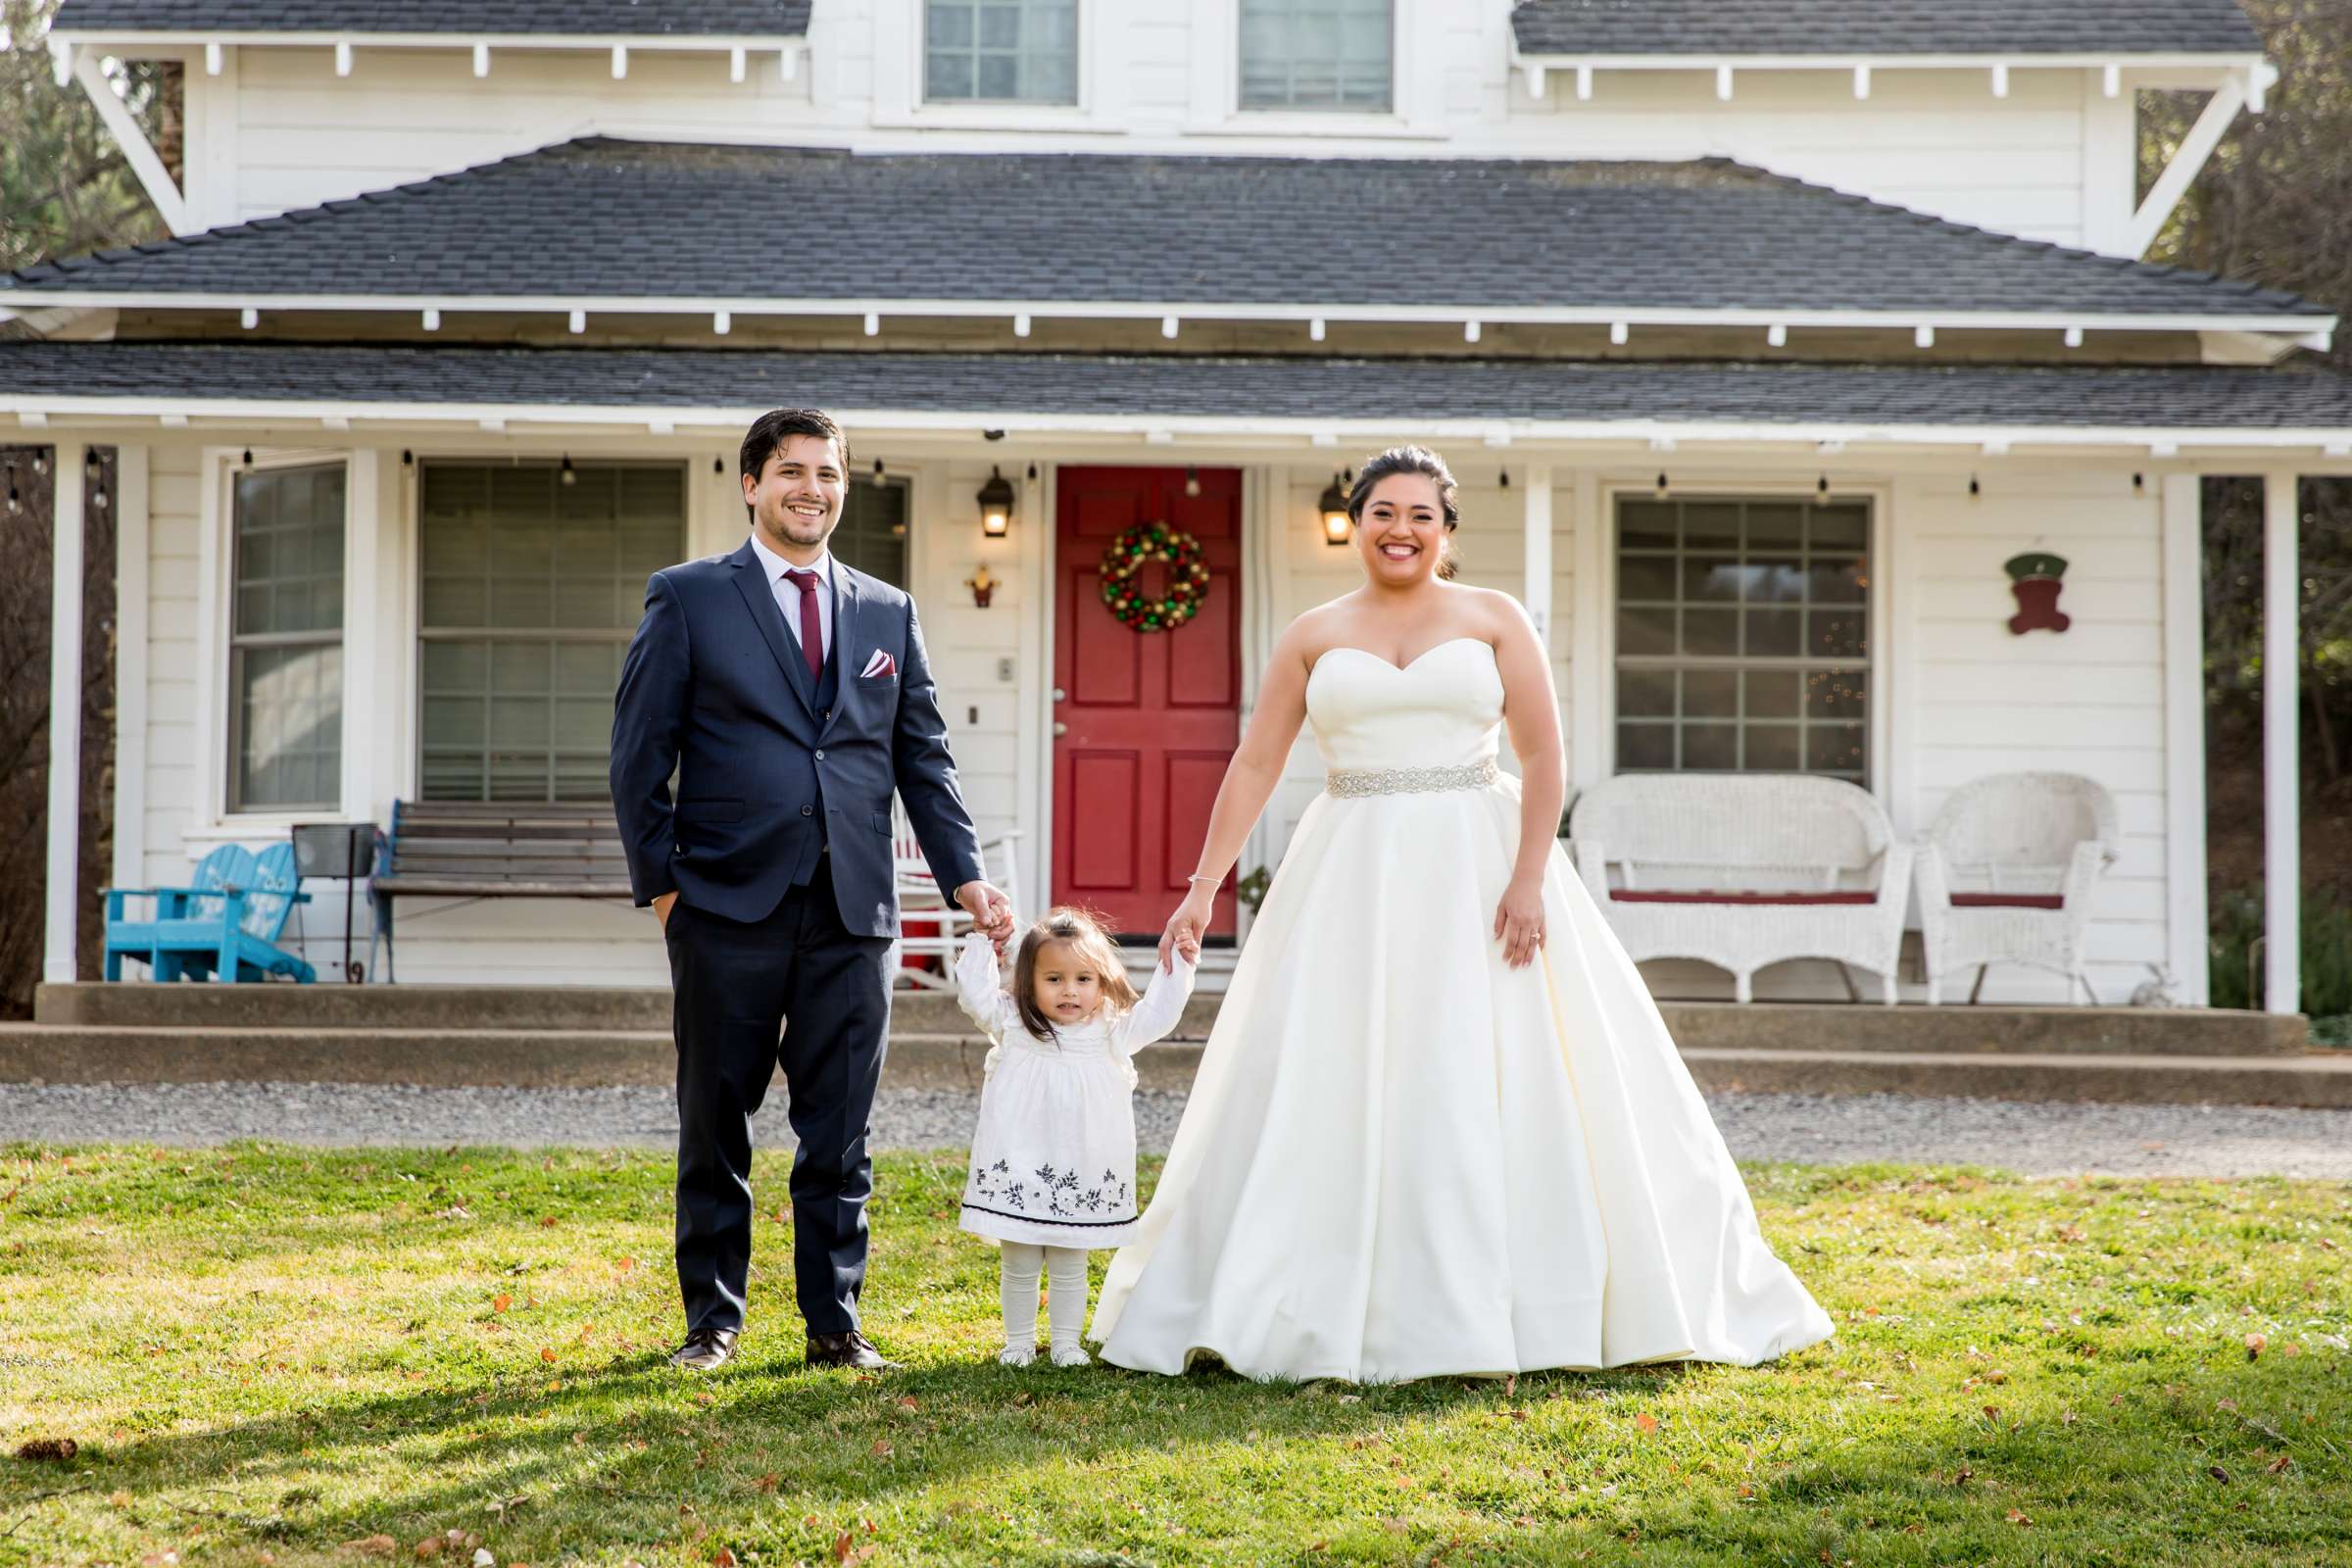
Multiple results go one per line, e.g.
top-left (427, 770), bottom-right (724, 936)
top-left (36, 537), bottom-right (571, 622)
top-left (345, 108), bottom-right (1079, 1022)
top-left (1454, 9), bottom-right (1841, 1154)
top-left (1969, 474), bottom-right (1982, 499)
top-left (1184, 465), bottom-right (1200, 498)
top-left (2132, 471), bottom-right (2145, 495)
top-left (560, 455), bottom-right (577, 486)
top-left (1654, 471), bottom-right (1669, 499)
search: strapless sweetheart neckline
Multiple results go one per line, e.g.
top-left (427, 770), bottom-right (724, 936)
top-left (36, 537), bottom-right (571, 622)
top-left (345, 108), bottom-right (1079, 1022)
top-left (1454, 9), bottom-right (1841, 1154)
top-left (1308, 635), bottom-right (1491, 680)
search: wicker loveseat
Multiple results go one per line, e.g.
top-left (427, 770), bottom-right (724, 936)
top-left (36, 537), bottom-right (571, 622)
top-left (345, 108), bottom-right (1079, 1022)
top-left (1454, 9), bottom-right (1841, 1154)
top-left (1569, 773), bottom-right (1912, 1004)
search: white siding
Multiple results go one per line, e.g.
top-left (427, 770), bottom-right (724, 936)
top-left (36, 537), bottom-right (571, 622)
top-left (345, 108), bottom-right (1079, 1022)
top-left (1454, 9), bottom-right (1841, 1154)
top-left (140, 446), bottom-right (204, 886)
top-left (191, 2), bottom-right (2118, 246)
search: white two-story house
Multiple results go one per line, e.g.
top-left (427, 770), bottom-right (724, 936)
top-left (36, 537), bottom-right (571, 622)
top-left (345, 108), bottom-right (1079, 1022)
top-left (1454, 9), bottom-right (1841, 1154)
top-left (4, 0), bottom-right (2342, 1009)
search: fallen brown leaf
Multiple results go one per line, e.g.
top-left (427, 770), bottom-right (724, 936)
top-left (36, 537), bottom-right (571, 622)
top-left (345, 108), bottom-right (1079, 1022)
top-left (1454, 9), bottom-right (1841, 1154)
top-left (1634, 1413), bottom-right (1658, 1434)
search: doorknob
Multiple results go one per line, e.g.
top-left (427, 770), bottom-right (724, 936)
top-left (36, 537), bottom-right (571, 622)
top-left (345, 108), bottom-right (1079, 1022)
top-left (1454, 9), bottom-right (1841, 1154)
top-left (1053, 687), bottom-right (1067, 702)
top-left (1054, 721), bottom-right (1068, 737)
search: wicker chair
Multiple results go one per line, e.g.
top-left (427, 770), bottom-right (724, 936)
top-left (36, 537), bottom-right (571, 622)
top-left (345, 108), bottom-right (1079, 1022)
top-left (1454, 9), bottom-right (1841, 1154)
top-left (1915, 771), bottom-right (2119, 1004)
top-left (1570, 773), bottom-right (1911, 1004)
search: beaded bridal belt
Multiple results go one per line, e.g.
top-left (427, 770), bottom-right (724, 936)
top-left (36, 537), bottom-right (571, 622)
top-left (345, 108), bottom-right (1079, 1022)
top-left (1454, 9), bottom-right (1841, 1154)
top-left (1325, 759), bottom-right (1500, 799)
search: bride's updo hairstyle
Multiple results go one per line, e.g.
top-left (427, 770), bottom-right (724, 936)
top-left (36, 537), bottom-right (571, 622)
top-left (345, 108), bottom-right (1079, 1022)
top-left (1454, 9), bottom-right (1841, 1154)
top-left (1010, 906), bottom-right (1141, 1041)
top-left (1347, 445), bottom-right (1461, 581)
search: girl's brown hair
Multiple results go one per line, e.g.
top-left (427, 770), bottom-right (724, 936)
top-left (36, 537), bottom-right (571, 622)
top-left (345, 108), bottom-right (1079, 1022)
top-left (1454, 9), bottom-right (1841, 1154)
top-left (1009, 907), bottom-right (1140, 1041)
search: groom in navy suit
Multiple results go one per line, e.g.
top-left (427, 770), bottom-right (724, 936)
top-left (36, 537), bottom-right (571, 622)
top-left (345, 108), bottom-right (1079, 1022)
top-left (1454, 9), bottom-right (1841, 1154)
top-left (612, 408), bottom-right (1014, 1372)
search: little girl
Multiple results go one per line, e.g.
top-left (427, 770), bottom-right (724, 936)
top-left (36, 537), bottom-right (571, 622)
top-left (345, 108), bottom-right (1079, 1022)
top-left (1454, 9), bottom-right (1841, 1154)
top-left (953, 906), bottom-right (1199, 1366)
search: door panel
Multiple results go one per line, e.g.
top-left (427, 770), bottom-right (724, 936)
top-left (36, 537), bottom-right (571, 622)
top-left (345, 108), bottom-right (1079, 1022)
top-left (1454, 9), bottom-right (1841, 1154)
top-left (1052, 466), bottom-right (1244, 939)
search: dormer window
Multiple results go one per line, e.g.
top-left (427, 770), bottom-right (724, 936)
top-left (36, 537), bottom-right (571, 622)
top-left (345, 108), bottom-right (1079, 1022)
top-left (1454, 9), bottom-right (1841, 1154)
top-left (925, 0), bottom-right (1079, 105)
top-left (1240, 0), bottom-right (1393, 113)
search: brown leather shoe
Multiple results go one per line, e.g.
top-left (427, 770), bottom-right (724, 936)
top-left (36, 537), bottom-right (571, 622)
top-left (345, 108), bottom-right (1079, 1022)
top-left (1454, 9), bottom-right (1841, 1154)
top-left (805, 1329), bottom-right (899, 1370)
top-left (669, 1325), bottom-right (738, 1370)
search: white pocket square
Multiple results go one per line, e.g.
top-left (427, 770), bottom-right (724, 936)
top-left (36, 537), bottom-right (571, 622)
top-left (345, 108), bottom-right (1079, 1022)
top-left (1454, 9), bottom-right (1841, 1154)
top-left (859, 650), bottom-right (898, 679)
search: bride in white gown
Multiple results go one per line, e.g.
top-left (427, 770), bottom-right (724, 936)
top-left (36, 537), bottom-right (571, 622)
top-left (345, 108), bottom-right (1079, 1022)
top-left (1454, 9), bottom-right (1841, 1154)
top-left (1090, 446), bottom-right (1836, 1384)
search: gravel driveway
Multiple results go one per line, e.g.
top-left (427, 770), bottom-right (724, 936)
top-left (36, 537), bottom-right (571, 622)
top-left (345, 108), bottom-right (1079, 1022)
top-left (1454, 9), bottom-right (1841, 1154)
top-left (3, 1083), bottom-right (2350, 1177)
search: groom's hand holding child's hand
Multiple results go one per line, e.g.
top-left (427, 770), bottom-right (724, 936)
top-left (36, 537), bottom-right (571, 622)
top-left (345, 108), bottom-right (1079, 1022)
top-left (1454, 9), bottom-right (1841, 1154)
top-left (956, 881), bottom-right (1017, 947)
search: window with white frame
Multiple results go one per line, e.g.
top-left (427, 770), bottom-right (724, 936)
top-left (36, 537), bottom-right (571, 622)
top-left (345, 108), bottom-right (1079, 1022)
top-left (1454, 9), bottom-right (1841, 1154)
top-left (924, 0), bottom-right (1078, 104)
top-left (228, 463), bottom-right (346, 812)
top-left (417, 462), bottom-right (684, 803)
top-left (833, 474), bottom-right (911, 587)
top-left (1239, 0), bottom-right (1393, 112)
top-left (1613, 494), bottom-right (1871, 783)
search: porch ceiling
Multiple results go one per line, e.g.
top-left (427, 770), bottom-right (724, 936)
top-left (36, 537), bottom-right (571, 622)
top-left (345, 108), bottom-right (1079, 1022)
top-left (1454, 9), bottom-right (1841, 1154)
top-left (1, 139), bottom-right (2326, 333)
top-left (6, 343), bottom-right (2352, 450)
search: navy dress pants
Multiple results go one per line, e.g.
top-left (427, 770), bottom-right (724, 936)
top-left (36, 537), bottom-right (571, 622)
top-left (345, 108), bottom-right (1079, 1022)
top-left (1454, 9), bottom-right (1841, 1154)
top-left (664, 850), bottom-right (895, 1337)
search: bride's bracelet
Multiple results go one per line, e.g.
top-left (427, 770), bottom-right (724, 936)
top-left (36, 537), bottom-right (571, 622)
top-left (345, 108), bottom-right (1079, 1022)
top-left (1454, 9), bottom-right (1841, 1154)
top-left (1186, 873), bottom-right (1223, 889)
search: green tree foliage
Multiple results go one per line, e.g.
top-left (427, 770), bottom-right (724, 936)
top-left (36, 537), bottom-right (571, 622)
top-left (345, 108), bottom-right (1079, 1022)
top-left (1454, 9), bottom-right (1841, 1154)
top-left (0, 0), bottom-right (176, 274)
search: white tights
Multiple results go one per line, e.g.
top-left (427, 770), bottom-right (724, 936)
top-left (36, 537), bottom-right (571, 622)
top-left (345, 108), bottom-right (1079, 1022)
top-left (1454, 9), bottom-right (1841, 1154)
top-left (1000, 1243), bottom-right (1090, 1360)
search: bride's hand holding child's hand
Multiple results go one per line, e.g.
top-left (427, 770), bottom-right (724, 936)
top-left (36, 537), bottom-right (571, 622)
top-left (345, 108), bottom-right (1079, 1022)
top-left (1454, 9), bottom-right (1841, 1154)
top-left (1158, 884), bottom-right (1213, 973)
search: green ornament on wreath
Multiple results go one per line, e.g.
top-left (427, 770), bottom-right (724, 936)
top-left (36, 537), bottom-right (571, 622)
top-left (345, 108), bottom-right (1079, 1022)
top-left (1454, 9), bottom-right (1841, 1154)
top-left (1099, 520), bottom-right (1212, 633)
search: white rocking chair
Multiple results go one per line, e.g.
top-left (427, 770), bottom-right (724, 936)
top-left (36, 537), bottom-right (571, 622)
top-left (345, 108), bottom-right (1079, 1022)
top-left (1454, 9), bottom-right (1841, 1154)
top-left (890, 798), bottom-right (1023, 990)
top-left (1915, 771), bottom-right (2119, 1005)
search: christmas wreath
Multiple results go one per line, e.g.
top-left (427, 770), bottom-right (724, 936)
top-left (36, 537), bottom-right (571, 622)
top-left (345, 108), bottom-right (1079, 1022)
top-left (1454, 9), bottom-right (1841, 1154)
top-left (1099, 521), bottom-right (1211, 632)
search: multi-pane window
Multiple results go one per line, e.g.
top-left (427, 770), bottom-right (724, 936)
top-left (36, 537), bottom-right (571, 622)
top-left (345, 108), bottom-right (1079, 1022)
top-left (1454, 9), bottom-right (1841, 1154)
top-left (417, 463), bottom-right (683, 803)
top-left (228, 464), bottom-right (346, 811)
top-left (1240, 0), bottom-right (1393, 112)
top-left (1613, 495), bottom-right (1871, 783)
top-left (832, 475), bottom-right (911, 587)
top-left (924, 0), bottom-right (1078, 104)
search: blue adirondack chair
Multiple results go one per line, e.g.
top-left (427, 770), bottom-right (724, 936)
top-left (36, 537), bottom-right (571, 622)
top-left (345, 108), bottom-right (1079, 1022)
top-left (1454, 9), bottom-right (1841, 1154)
top-left (102, 842), bottom-right (317, 983)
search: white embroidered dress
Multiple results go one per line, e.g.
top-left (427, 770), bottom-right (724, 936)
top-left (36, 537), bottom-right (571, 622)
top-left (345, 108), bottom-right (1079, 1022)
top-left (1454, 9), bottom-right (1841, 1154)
top-left (953, 933), bottom-right (1197, 1250)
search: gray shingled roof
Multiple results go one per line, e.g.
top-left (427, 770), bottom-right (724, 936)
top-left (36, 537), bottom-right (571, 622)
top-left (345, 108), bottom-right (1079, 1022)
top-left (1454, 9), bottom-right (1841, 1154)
top-left (4, 343), bottom-right (2349, 429)
top-left (53, 0), bottom-right (808, 35)
top-left (1509, 0), bottom-right (2261, 56)
top-left (1, 138), bottom-right (2322, 319)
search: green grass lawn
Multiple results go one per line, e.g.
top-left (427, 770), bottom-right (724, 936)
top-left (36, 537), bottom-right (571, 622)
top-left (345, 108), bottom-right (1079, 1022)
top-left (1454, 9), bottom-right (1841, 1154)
top-left (1, 1145), bottom-right (2346, 1567)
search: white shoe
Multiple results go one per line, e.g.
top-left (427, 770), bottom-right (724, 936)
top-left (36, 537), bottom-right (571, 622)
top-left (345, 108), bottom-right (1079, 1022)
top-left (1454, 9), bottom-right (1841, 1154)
top-left (1049, 1343), bottom-right (1092, 1368)
top-left (998, 1344), bottom-right (1037, 1367)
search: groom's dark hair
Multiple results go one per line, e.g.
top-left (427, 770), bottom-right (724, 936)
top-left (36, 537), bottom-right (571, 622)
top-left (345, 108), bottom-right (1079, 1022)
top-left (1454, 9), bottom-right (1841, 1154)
top-left (740, 408), bottom-right (852, 517)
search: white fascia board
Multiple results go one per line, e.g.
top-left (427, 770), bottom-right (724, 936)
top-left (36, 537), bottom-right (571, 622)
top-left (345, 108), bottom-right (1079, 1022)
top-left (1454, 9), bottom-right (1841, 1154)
top-left (3, 291), bottom-right (2334, 340)
top-left (6, 395), bottom-right (2350, 455)
top-left (49, 27), bottom-right (805, 53)
top-left (1509, 48), bottom-right (2264, 73)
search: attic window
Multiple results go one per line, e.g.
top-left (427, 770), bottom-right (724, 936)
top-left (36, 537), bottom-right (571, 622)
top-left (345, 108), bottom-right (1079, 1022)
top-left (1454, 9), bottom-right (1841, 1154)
top-left (1240, 0), bottom-right (1392, 113)
top-left (924, 0), bottom-right (1078, 105)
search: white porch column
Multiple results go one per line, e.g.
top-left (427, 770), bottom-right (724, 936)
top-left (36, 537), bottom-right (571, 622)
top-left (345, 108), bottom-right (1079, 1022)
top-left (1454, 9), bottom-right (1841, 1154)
top-left (2263, 469), bottom-right (2301, 1014)
top-left (113, 445), bottom-right (151, 892)
top-left (45, 442), bottom-right (88, 984)
top-left (1521, 464), bottom-right (1554, 648)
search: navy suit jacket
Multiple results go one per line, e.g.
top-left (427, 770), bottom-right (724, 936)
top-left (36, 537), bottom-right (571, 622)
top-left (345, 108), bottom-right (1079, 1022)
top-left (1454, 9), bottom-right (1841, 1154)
top-left (610, 537), bottom-right (987, 937)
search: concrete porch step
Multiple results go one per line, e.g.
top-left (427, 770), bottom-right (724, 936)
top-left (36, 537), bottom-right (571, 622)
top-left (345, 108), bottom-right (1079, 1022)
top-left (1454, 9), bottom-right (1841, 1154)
top-left (34, 983), bottom-right (2301, 1057)
top-left (2, 1023), bottom-right (2347, 1107)
top-left (30, 983), bottom-right (1223, 1041)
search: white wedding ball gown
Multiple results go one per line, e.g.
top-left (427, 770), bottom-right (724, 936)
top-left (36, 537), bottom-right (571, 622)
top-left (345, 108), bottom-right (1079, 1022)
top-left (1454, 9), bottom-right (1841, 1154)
top-left (1091, 637), bottom-right (1837, 1383)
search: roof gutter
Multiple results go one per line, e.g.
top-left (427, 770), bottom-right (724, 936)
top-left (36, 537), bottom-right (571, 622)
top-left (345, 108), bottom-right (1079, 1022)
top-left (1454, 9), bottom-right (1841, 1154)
top-left (0, 294), bottom-right (2332, 352)
top-left (5, 394), bottom-right (2349, 456)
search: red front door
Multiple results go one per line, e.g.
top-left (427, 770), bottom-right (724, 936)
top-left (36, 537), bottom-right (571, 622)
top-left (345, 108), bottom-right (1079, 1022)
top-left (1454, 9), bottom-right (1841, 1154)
top-left (1053, 466), bottom-right (1243, 940)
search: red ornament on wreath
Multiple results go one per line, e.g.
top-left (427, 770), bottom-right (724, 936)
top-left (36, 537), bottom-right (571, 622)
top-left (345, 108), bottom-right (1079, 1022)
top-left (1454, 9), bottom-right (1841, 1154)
top-left (1099, 520), bottom-right (1212, 633)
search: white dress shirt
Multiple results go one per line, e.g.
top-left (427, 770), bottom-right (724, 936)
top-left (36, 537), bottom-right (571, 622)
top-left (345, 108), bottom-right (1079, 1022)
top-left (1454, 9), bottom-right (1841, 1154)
top-left (748, 530), bottom-right (833, 666)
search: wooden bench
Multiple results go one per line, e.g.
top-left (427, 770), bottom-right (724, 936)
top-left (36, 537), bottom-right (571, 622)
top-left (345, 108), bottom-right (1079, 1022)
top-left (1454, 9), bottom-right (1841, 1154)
top-left (368, 800), bottom-right (633, 981)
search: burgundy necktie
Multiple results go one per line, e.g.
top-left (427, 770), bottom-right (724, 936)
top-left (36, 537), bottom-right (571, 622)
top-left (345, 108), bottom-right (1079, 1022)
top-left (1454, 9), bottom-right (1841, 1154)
top-left (784, 568), bottom-right (824, 683)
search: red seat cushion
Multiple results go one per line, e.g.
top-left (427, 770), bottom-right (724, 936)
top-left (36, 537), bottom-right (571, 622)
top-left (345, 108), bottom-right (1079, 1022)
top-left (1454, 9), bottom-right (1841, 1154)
top-left (1948, 892), bottom-right (2064, 909)
top-left (1608, 888), bottom-right (1877, 906)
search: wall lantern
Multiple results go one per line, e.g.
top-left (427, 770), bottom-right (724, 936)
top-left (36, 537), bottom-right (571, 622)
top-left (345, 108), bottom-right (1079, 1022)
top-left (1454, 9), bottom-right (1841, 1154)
top-left (978, 466), bottom-right (1015, 538)
top-left (1319, 473), bottom-right (1351, 546)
